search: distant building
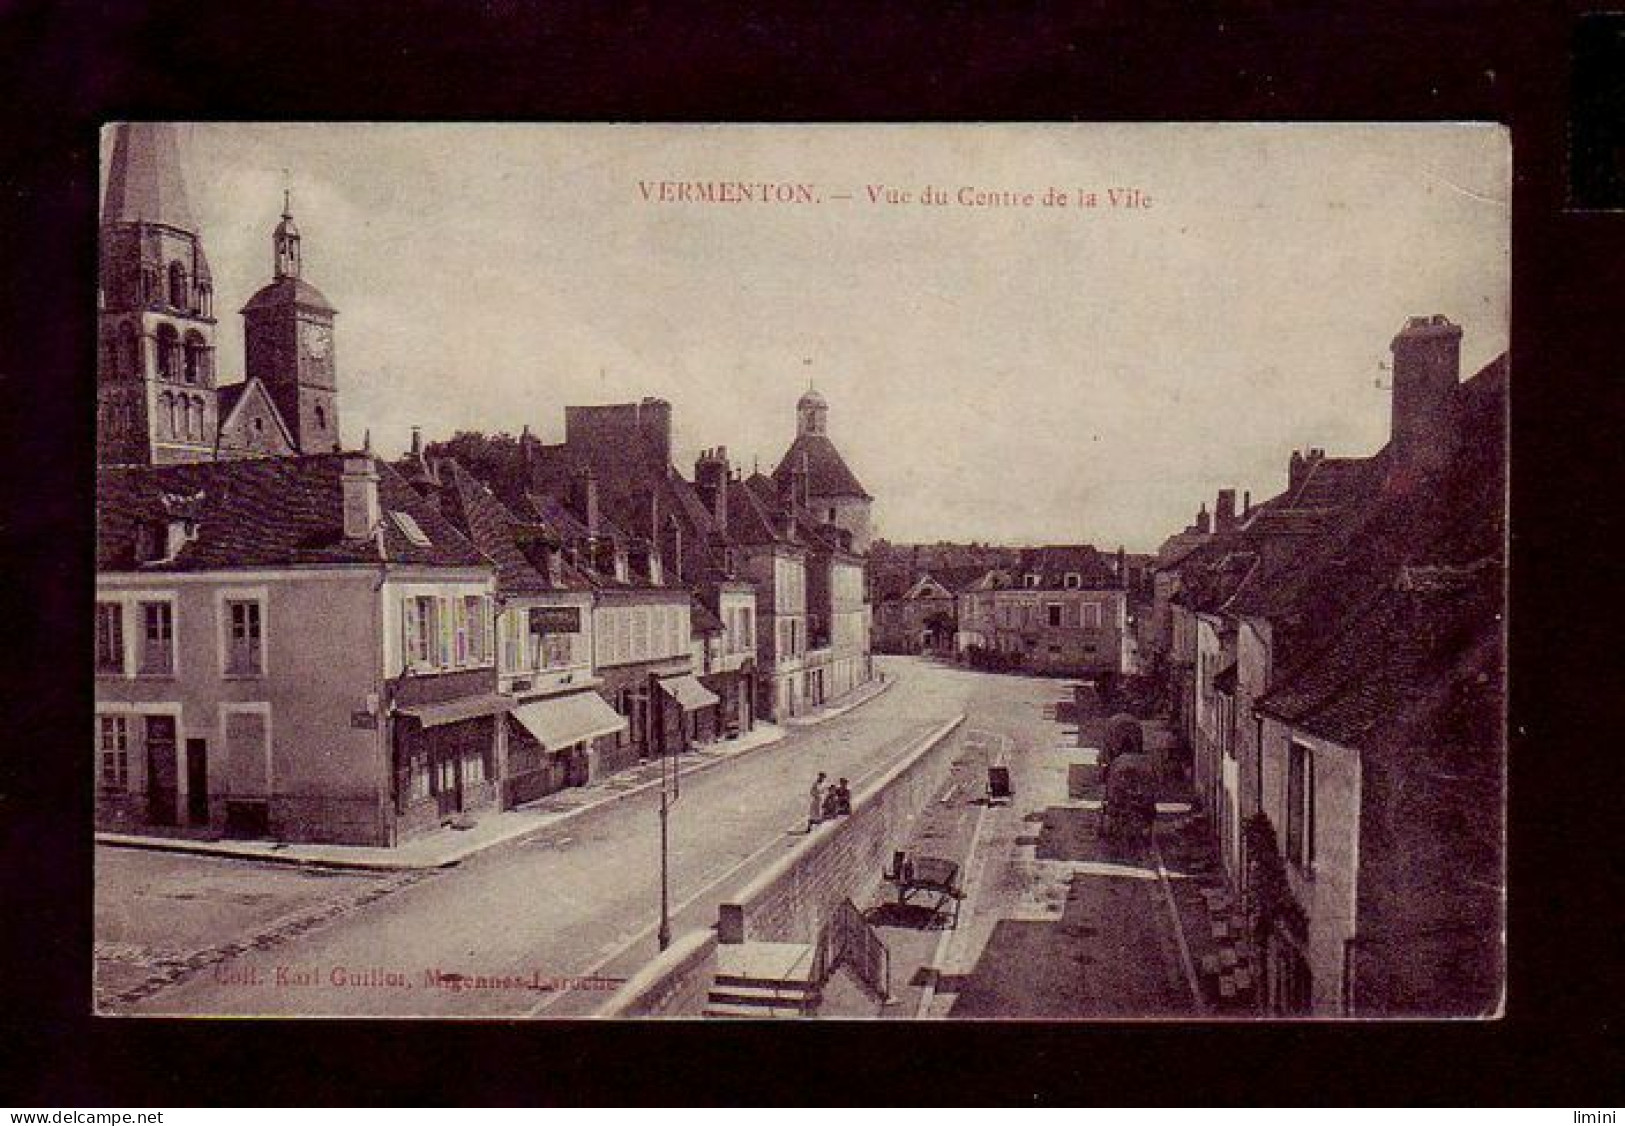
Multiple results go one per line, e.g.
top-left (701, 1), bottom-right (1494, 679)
top-left (873, 568), bottom-right (985, 655)
top-left (957, 546), bottom-right (1128, 676)
top-left (771, 388), bottom-right (873, 554)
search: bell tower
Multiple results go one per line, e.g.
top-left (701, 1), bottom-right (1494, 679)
top-left (98, 123), bottom-right (220, 465)
top-left (242, 189), bottom-right (341, 454)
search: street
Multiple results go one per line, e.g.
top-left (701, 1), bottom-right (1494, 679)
top-left (97, 657), bottom-right (1200, 1018)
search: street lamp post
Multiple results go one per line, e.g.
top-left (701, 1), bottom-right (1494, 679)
top-left (658, 739), bottom-right (672, 951)
top-left (654, 674), bottom-right (680, 952)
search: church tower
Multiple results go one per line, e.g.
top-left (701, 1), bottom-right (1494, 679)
top-left (241, 191), bottom-right (341, 454)
top-left (98, 123), bottom-right (220, 465)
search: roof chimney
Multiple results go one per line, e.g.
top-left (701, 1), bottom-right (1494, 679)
top-left (1195, 503), bottom-right (1211, 535)
top-left (571, 465), bottom-right (599, 536)
top-left (342, 453), bottom-right (381, 541)
top-left (695, 446), bottom-right (730, 531)
top-left (1390, 314), bottom-right (1464, 474)
top-left (1215, 489), bottom-right (1237, 534)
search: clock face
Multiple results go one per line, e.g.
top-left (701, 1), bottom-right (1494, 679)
top-left (305, 324), bottom-right (332, 360)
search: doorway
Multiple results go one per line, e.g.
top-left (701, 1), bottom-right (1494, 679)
top-left (435, 745), bottom-right (463, 817)
top-left (186, 737), bottom-right (208, 825)
top-left (145, 715), bottom-right (178, 825)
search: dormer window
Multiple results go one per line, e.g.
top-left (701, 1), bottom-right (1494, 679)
top-left (1064, 572), bottom-right (1081, 589)
top-left (1025, 573), bottom-right (1041, 588)
top-left (389, 510), bottom-right (431, 547)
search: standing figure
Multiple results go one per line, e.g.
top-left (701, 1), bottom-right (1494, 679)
top-left (835, 777), bottom-right (852, 816)
top-left (808, 772), bottom-right (827, 832)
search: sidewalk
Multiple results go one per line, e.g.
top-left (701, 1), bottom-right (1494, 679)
top-left (96, 673), bottom-right (895, 872)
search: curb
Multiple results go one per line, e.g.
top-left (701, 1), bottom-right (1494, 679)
top-left (95, 674), bottom-right (896, 874)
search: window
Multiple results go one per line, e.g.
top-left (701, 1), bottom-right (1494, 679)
top-left (1064, 572), bottom-right (1081, 589)
top-left (183, 332), bottom-right (206, 384)
top-left (138, 601), bottom-right (174, 675)
top-left (314, 404), bottom-right (326, 431)
top-left (1047, 604), bottom-right (1063, 628)
top-left (168, 261), bottom-right (188, 309)
top-left (96, 602), bottom-right (124, 674)
top-left (156, 323), bottom-right (179, 381)
top-left (465, 596), bottom-right (487, 663)
top-left (453, 597), bottom-right (469, 664)
top-left (402, 595), bottom-right (437, 668)
top-left (1082, 602), bottom-right (1103, 629)
top-left (98, 715), bottom-right (130, 790)
top-left (1286, 742), bottom-right (1316, 869)
top-left (225, 599), bottom-right (264, 675)
top-left (1025, 573), bottom-right (1041, 588)
top-left (741, 607), bottom-right (753, 648)
top-left (390, 511), bottom-right (431, 547)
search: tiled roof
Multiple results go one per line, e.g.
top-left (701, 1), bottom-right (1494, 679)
top-left (771, 433), bottom-right (870, 500)
top-left (729, 474), bottom-right (791, 545)
top-left (1286, 454), bottom-right (1384, 510)
top-left (1014, 545), bottom-right (1120, 589)
top-left (97, 453), bottom-right (488, 572)
top-left (240, 275), bottom-right (337, 315)
top-left (434, 460), bottom-right (590, 594)
top-left (1255, 563), bottom-right (1502, 751)
top-left (103, 123), bottom-right (197, 230)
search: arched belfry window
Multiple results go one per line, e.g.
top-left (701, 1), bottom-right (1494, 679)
top-left (168, 262), bottom-right (188, 310)
top-left (314, 403), bottom-right (326, 431)
top-left (198, 283), bottom-right (212, 318)
top-left (159, 392), bottom-right (175, 438)
top-left (183, 332), bottom-right (207, 384)
top-left (155, 324), bottom-right (179, 381)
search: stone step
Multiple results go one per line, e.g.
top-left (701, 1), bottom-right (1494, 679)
top-left (707, 980), bottom-right (820, 1009)
top-left (705, 1000), bottom-right (813, 1018)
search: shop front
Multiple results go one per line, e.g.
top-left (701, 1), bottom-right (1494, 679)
top-left (654, 671), bottom-right (720, 754)
top-left (504, 688), bottom-right (629, 805)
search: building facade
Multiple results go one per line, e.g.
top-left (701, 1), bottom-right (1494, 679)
top-left (95, 453), bottom-right (501, 847)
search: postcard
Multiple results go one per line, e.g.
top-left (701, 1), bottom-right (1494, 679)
top-left (92, 122), bottom-right (1508, 1019)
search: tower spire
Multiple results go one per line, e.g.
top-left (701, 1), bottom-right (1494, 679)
top-left (273, 177), bottom-right (302, 280)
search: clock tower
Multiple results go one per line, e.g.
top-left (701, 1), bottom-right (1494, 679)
top-left (241, 191), bottom-right (341, 454)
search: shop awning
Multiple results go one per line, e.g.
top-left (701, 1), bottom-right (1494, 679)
top-left (510, 692), bottom-right (628, 749)
top-left (658, 673), bottom-right (720, 712)
top-left (397, 692), bottom-right (515, 728)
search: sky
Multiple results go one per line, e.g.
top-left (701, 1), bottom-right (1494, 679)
top-left (104, 123), bottom-right (1510, 553)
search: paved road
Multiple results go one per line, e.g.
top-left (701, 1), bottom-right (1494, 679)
top-left (113, 656), bottom-right (968, 1016)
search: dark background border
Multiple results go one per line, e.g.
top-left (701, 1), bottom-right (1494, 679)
top-left (2, 0), bottom-right (1620, 1107)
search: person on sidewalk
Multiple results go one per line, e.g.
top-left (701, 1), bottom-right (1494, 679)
top-left (834, 778), bottom-right (852, 816)
top-left (808, 772), bottom-right (827, 832)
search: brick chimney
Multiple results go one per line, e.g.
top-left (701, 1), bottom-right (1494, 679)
top-left (695, 446), bottom-right (730, 530)
top-left (570, 464), bottom-right (599, 535)
top-left (341, 453), bottom-right (381, 541)
top-left (1390, 314), bottom-right (1463, 474)
top-left (1288, 448), bottom-right (1326, 496)
top-left (1215, 489), bottom-right (1237, 534)
top-left (1195, 502), bottom-right (1211, 535)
